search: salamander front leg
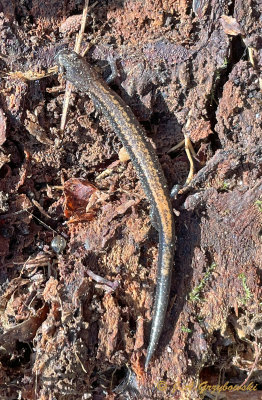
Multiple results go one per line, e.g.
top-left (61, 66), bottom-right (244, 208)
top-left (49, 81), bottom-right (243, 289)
top-left (106, 55), bottom-right (119, 84)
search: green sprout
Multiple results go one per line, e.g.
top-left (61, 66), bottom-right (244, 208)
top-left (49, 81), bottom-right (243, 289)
top-left (189, 263), bottom-right (217, 302)
top-left (220, 181), bottom-right (230, 192)
top-left (238, 273), bottom-right (252, 304)
top-left (255, 200), bottom-right (262, 213)
top-left (181, 326), bottom-right (192, 334)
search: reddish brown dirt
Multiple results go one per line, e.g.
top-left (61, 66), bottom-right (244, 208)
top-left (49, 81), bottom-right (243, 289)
top-left (0, 1), bottom-right (261, 399)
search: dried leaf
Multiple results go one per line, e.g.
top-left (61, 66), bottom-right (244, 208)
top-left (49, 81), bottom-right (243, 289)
top-left (220, 15), bottom-right (244, 36)
top-left (0, 304), bottom-right (48, 353)
top-left (64, 178), bottom-right (97, 220)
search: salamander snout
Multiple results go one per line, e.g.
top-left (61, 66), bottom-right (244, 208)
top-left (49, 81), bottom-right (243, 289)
top-left (54, 49), bottom-right (81, 72)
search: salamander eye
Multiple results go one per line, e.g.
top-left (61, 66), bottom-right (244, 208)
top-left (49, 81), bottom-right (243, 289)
top-left (69, 52), bottom-right (78, 62)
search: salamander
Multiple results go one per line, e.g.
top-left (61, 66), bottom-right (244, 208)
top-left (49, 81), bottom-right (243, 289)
top-left (55, 50), bottom-right (175, 370)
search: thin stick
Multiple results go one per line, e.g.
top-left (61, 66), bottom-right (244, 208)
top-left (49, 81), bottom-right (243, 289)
top-left (167, 139), bottom-right (185, 153)
top-left (60, 0), bottom-right (89, 132)
top-left (25, 210), bottom-right (58, 234)
top-left (75, 0), bottom-right (89, 54)
top-left (185, 136), bottom-right (195, 184)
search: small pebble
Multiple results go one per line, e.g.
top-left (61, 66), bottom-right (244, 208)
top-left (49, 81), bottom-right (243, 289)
top-left (51, 235), bottom-right (66, 253)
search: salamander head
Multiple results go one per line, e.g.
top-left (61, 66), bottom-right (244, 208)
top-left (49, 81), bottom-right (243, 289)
top-left (54, 49), bottom-right (80, 73)
top-left (54, 49), bottom-right (92, 86)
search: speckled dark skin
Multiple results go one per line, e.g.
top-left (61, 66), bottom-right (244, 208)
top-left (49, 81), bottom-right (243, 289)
top-left (55, 50), bottom-right (175, 370)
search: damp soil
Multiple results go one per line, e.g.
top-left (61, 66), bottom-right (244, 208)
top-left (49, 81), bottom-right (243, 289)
top-left (0, 1), bottom-right (261, 399)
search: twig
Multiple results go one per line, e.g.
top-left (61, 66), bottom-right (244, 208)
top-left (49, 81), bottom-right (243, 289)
top-left (31, 199), bottom-right (52, 219)
top-left (25, 209), bottom-right (58, 234)
top-left (60, 0), bottom-right (89, 132)
top-left (74, 0), bottom-right (89, 54)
